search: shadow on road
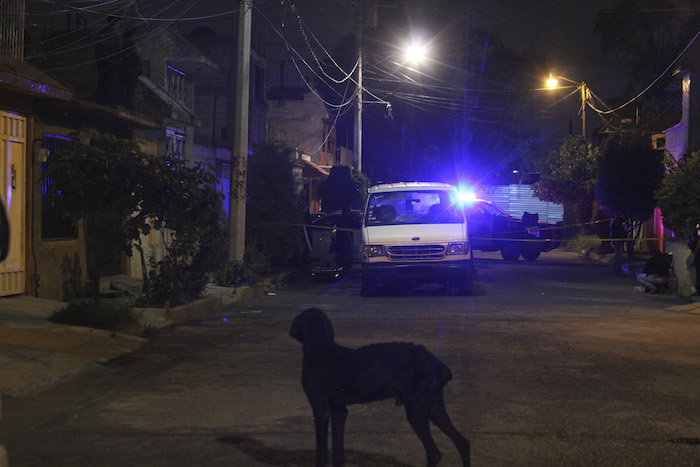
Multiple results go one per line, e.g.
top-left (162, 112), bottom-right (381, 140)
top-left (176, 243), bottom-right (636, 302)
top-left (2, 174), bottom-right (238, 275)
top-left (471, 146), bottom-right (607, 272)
top-left (216, 435), bottom-right (413, 467)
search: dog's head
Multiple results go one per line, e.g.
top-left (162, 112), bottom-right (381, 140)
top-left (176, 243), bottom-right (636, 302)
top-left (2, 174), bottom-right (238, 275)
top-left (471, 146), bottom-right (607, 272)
top-left (290, 307), bottom-right (335, 346)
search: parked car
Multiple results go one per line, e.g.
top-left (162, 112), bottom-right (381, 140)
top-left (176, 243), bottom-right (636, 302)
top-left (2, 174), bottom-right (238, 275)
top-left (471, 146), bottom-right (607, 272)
top-left (306, 209), bottom-right (362, 277)
top-left (464, 199), bottom-right (560, 261)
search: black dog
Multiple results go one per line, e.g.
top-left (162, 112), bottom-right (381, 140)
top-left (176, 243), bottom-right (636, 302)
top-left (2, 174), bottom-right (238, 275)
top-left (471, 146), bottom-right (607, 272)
top-left (290, 307), bottom-right (470, 467)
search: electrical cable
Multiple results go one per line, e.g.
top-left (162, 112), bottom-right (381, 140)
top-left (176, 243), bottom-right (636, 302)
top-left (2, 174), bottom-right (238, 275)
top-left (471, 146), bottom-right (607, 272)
top-left (590, 30), bottom-right (700, 115)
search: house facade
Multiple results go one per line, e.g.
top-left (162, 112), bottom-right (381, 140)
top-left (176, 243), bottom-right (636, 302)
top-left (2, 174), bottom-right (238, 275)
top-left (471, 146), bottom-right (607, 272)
top-left (267, 85), bottom-right (355, 213)
top-left (2, 3), bottom-right (351, 299)
top-left (0, 4), bottom-right (223, 299)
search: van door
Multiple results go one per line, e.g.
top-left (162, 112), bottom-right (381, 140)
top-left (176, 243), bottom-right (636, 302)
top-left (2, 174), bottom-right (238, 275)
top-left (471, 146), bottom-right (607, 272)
top-left (0, 111), bottom-right (26, 296)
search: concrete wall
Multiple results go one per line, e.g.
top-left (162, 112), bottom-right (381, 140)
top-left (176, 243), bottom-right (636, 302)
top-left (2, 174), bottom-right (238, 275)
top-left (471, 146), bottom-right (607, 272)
top-left (267, 92), bottom-right (329, 166)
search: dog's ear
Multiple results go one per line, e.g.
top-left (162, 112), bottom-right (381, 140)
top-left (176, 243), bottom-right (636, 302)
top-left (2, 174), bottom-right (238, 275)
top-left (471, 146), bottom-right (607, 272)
top-left (306, 307), bottom-right (335, 342)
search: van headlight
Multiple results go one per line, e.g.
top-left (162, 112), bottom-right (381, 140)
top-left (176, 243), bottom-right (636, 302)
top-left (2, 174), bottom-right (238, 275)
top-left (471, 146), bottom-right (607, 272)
top-left (447, 242), bottom-right (468, 255)
top-left (362, 245), bottom-right (386, 258)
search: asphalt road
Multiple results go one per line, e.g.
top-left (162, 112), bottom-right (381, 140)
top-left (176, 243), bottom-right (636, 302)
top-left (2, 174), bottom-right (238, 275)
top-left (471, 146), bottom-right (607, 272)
top-left (3, 250), bottom-right (700, 466)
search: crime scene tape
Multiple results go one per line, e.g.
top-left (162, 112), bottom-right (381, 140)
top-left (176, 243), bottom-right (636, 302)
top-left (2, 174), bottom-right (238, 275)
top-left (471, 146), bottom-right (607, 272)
top-left (256, 221), bottom-right (665, 248)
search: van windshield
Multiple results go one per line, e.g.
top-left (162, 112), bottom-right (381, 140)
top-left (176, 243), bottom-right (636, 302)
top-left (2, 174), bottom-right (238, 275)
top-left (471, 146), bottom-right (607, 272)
top-left (364, 190), bottom-right (464, 226)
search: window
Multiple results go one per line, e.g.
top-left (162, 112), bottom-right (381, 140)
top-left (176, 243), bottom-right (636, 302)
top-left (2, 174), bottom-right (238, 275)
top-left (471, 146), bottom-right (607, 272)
top-left (365, 190), bottom-right (462, 226)
top-left (41, 134), bottom-right (78, 239)
top-left (165, 65), bottom-right (187, 104)
top-left (166, 127), bottom-right (186, 160)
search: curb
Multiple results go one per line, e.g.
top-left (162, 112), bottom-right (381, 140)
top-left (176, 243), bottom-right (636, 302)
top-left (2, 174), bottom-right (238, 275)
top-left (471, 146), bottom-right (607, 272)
top-left (667, 302), bottom-right (700, 315)
top-left (132, 282), bottom-right (275, 329)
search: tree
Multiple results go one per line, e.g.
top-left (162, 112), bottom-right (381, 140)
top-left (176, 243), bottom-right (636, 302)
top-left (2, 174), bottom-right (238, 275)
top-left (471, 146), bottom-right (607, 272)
top-left (319, 165), bottom-right (370, 212)
top-left (595, 132), bottom-right (665, 223)
top-left (656, 151), bottom-right (700, 239)
top-left (594, 1), bottom-right (697, 115)
top-left (595, 0), bottom-right (693, 88)
top-left (533, 135), bottom-right (600, 227)
top-left (45, 129), bottom-right (226, 302)
top-left (45, 130), bottom-right (152, 296)
top-left (141, 157), bottom-right (226, 306)
top-left (246, 141), bottom-right (304, 267)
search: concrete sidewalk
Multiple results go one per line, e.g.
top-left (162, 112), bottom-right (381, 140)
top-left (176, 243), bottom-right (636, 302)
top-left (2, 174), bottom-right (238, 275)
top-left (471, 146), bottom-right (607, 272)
top-left (0, 274), bottom-right (294, 467)
top-left (0, 273), bottom-right (293, 398)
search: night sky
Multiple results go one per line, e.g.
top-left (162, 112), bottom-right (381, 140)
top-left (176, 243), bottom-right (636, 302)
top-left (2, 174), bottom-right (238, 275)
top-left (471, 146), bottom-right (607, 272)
top-left (181, 0), bottom-right (696, 184)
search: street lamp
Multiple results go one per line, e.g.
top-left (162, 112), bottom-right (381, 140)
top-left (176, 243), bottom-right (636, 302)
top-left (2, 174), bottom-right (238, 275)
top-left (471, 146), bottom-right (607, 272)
top-left (353, 8), bottom-right (428, 172)
top-left (546, 74), bottom-right (590, 140)
top-left (405, 41), bottom-right (427, 64)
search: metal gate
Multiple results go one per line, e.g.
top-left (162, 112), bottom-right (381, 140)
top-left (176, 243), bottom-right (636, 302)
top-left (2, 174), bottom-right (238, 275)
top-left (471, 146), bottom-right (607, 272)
top-left (0, 111), bottom-right (26, 296)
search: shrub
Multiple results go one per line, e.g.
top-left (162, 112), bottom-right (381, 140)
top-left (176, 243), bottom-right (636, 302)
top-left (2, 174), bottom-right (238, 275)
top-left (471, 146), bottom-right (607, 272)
top-left (566, 234), bottom-right (604, 256)
top-left (214, 260), bottom-right (258, 288)
top-left (144, 256), bottom-right (210, 307)
top-left (49, 300), bottom-right (139, 332)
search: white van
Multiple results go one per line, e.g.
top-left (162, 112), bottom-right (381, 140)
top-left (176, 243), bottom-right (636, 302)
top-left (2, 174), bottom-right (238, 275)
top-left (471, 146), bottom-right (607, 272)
top-left (360, 182), bottom-right (473, 296)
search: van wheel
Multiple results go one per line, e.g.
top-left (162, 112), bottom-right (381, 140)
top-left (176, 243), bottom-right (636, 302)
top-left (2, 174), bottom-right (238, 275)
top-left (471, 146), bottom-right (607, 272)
top-left (501, 242), bottom-right (521, 261)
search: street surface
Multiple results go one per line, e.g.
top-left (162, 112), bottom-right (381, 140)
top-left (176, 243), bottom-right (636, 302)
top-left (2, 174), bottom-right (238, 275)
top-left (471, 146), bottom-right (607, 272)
top-left (4, 250), bottom-right (700, 466)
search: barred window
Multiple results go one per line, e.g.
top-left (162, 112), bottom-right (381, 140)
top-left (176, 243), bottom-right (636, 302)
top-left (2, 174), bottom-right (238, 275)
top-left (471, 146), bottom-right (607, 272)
top-left (166, 127), bottom-right (186, 160)
top-left (165, 65), bottom-right (187, 104)
top-left (41, 134), bottom-right (77, 239)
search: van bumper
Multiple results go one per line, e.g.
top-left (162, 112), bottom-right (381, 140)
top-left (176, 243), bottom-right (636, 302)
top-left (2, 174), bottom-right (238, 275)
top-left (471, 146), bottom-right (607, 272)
top-left (361, 259), bottom-right (471, 282)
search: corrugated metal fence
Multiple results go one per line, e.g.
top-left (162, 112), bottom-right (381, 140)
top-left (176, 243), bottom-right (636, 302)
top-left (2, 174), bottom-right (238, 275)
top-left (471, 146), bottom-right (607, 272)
top-left (481, 184), bottom-right (564, 224)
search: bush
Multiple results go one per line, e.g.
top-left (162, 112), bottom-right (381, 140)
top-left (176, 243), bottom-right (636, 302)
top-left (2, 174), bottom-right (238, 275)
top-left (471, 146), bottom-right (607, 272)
top-left (49, 300), bottom-right (140, 332)
top-left (144, 255), bottom-right (211, 307)
top-left (566, 235), bottom-right (605, 257)
top-left (214, 260), bottom-right (258, 287)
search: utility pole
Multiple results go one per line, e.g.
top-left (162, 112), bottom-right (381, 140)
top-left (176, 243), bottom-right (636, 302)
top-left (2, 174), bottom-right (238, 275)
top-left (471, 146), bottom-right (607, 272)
top-left (228, 0), bottom-right (251, 262)
top-left (354, 2), bottom-right (363, 172)
top-left (581, 82), bottom-right (588, 141)
top-left (546, 75), bottom-right (590, 141)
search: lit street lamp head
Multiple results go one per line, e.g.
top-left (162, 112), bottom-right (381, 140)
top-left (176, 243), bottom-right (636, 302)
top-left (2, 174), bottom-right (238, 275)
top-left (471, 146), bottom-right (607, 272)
top-left (405, 41), bottom-right (427, 64)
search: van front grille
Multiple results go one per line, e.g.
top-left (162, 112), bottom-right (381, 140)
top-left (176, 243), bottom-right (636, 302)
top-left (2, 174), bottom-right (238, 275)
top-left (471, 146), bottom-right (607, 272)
top-left (387, 245), bottom-right (446, 260)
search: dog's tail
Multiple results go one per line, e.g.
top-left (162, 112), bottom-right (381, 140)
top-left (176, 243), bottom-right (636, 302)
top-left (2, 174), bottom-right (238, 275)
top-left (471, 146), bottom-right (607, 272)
top-left (418, 346), bottom-right (453, 389)
top-left (427, 349), bottom-right (453, 387)
top-left (394, 346), bottom-right (453, 407)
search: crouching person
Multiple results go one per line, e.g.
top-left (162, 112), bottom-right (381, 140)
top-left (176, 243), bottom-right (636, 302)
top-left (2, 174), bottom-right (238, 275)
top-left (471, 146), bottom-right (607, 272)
top-left (636, 250), bottom-right (672, 294)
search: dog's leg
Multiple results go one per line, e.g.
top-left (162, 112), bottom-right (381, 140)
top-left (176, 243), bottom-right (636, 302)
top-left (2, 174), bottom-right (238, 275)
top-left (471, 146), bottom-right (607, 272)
top-left (330, 405), bottom-right (348, 467)
top-left (312, 404), bottom-right (331, 467)
top-left (429, 390), bottom-right (471, 467)
top-left (405, 402), bottom-right (442, 467)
